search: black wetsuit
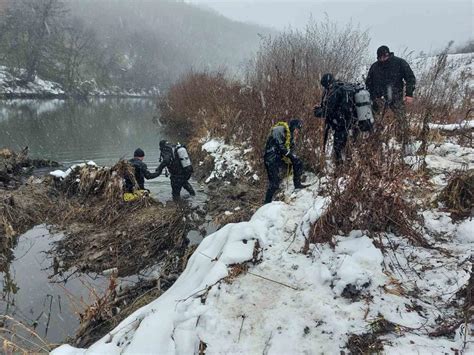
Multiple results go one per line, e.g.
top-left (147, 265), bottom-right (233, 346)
top-left (124, 157), bottom-right (159, 193)
top-left (263, 125), bottom-right (303, 203)
top-left (156, 145), bottom-right (195, 201)
top-left (317, 81), bottom-right (356, 165)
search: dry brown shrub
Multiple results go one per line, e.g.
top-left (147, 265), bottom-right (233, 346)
top-left (158, 71), bottom-right (242, 139)
top-left (305, 127), bottom-right (428, 251)
top-left (158, 18), bottom-right (370, 174)
top-left (438, 169), bottom-right (473, 219)
top-left (0, 183), bottom-right (51, 239)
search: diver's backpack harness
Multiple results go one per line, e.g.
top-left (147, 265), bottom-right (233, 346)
top-left (159, 143), bottom-right (193, 176)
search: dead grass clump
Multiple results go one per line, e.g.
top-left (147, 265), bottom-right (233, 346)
top-left (0, 315), bottom-right (55, 354)
top-left (305, 129), bottom-right (428, 251)
top-left (51, 205), bottom-right (189, 277)
top-left (52, 160), bottom-right (149, 226)
top-left (0, 182), bottom-right (51, 239)
top-left (345, 333), bottom-right (384, 354)
top-left (438, 169), bottom-right (473, 219)
top-left (73, 277), bottom-right (118, 346)
top-left (345, 314), bottom-right (399, 354)
top-left (58, 160), bottom-right (135, 201)
top-left (224, 264), bottom-right (249, 284)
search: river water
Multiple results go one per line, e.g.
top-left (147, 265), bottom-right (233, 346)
top-left (1, 225), bottom-right (118, 345)
top-left (0, 98), bottom-right (208, 203)
top-left (0, 98), bottom-right (209, 345)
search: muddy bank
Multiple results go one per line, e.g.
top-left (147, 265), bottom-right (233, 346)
top-left (205, 181), bottom-right (262, 224)
top-left (191, 146), bottom-right (264, 225)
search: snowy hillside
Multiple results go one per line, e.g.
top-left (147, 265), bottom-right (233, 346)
top-left (411, 53), bottom-right (473, 87)
top-left (0, 66), bottom-right (65, 98)
top-left (53, 136), bottom-right (473, 354)
top-left (0, 66), bottom-right (159, 98)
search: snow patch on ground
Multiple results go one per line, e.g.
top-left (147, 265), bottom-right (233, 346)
top-left (201, 139), bottom-right (257, 183)
top-left (405, 141), bottom-right (474, 173)
top-left (429, 120), bottom-right (474, 131)
top-left (456, 219), bottom-right (474, 244)
top-left (49, 163), bottom-right (92, 180)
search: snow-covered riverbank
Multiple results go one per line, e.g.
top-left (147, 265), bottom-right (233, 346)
top-left (0, 66), bottom-right (159, 99)
top-left (53, 137), bottom-right (473, 354)
top-left (0, 66), bottom-right (65, 98)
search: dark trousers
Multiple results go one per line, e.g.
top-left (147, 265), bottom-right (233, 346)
top-left (376, 98), bottom-right (409, 150)
top-left (333, 129), bottom-right (349, 165)
top-left (170, 175), bottom-right (195, 201)
top-left (264, 156), bottom-right (303, 204)
top-left (391, 101), bottom-right (409, 150)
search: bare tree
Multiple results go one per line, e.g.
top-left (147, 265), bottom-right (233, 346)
top-left (55, 17), bottom-right (97, 92)
top-left (0, 0), bottom-right (66, 82)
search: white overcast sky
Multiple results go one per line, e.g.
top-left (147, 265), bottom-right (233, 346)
top-left (187, 0), bottom-right (473, 55)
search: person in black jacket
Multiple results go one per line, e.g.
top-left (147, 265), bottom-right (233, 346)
top-left (156, 140), bottom-right (195, 201)
top-left (314, 73), bottom-right (356, 166)
top-left (366, 45), bottom-right (416, 147)
top-left (124, 148), bottom-right (160, 193)
top-left (263, 119), bottom-right (307, 204)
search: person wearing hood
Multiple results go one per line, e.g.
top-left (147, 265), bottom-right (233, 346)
top-left (263, 118), bottom-right (308, 204)
top-left (365, 45), bottom-right (416, 147)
